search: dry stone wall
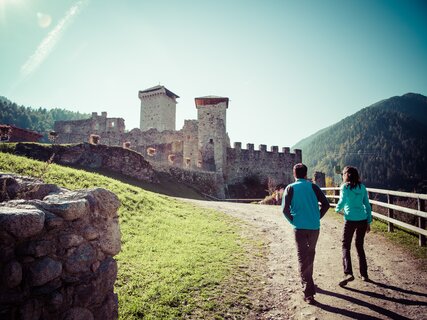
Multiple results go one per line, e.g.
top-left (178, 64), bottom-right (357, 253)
top-left (14, 142), bottom-right (158, 184)
top-left (0, 174), bottom-right (121, 320)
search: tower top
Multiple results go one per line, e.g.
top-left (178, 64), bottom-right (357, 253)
top-left (139, 85), bottom-right (180, 100)
top-left (195, 96), bottom-right (229, 108)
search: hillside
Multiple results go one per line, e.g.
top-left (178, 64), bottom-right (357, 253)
top-left (0, 96), bottom-right (89, 141)
top-left (293, 93), bottom-right (427, 192)
top-left (0, 152), bottom-right (263, 319)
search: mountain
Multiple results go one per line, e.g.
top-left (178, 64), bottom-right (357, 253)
top-left (0, 96), bottom-right (89, 141)
top-left (293, 93), bottom-right (427, 192)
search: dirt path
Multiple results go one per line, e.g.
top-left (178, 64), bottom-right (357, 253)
top-left (181, 199), bottom-right (427, 320)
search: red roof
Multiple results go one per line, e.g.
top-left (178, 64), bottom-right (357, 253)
top-left (195, 96), bottom-right (229, 108)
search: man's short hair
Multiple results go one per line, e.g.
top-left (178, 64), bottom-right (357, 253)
top-left (293, 163), bottom-right (308, 179)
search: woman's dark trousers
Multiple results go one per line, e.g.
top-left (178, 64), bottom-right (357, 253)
top-left (342, 220), bottom-right (368, 277)
top-left (294, 229), bottom-right (320, 298)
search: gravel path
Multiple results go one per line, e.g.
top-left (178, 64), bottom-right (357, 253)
top-left (181, 199), bottom-right (427, 320)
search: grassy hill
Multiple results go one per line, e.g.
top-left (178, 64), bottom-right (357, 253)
top-left (293, 93), bottom-right (427, 192)
top-left (0, 152), bottom-right (264, 319)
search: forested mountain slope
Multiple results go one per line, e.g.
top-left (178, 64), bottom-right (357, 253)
top-left (293, 93), bottom-right (427, 192)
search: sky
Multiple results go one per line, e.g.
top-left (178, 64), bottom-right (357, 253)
top-left (1, 0), bottom-right (426, 149)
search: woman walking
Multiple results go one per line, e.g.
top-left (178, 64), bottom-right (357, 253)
top-left (335, 166), bottom-right (372, 286)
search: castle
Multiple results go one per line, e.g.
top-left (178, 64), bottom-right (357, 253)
top-left (54, 85), bottom-right (302, 198)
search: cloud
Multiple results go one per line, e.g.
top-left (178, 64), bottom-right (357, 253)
top-left (20, 0), bottom-right (88, 79)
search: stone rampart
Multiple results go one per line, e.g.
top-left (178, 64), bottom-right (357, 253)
top-left (226, 143), bottom-right (303, 186)
top-left (0, 174), bottom-right (121, 319)
top-left (14, 143), bottom-right (158, 183)
top-left (54, 112), bottom-right (125, 146)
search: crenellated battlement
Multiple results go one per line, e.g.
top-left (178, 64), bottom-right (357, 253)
top-left (226, 142), bottom-right (302, 187)
top-left (231, 142), bottom-right (301, 157)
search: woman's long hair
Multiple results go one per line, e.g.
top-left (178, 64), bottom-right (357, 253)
top-left (343, 166), bottom-right (361, 189)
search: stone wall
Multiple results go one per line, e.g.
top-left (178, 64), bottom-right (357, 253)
top-left (54, 112), bottom-right (125, 146)
top-left (52, 103), bottom-right (302, 199)
top-left (226, 143), bottom-right (302, 187)
top-left (0, 174), bottom-right (121, 319)
top-left (168, 167), bottom-right (224, 198)
top-left (182, 120), bottom-right (200, 170)
top-left (14, 143), bottom-right (158, 183)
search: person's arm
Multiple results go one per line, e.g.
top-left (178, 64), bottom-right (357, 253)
top-left (282, 185), bottom-right (293, 222)
top-left (363, 185), bottom-right (372, 224)
top-left (312, 184), bottom-right (330, 219)
top-left (335, 185), bottom-right (346, 212)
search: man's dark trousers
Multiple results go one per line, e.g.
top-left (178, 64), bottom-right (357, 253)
top-left (294, 229), bottom-right (320, 298)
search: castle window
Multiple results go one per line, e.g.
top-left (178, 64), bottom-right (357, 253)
top-left (168, 154), bottom-right (176, 164)
top-left (209, 139), bottom-right (213, 144)
top-left (187, 135), bottom-right (190, 140)
top-left (185, 158), bottom-right (191, 167)
top-left (147, 147), bottom-right (156, 157)
top-left (197, 160), bottom-right (202, 168)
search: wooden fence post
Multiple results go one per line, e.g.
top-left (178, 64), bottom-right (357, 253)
top-left (418, 198), bottom-right (426, 246)
top-left (387, 194), bottom-right (394, 232)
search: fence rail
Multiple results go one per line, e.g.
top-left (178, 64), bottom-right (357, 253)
top-left (322, 187), bottom-right (427, 246)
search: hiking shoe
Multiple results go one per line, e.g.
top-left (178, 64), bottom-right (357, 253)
top-left (339, 274), bottom-right (355, 287)
top-left (304, 295), bottom-right (316, 305)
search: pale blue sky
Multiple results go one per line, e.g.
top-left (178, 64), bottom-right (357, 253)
top-left (1, 0), bottom-right (426, 149)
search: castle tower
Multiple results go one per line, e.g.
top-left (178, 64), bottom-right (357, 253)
top-left (138, 85), bottom-right (179, 132)
top-left (195, 96), bottom-right (229, 174)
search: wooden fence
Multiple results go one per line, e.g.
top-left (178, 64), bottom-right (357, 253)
top-left (322, 187), bottom-right (427, 246)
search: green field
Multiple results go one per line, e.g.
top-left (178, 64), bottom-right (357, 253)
top-left (0, 152), bottom-right (265, 319)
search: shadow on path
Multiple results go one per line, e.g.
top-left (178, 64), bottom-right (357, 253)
top-left (317, 287), bottom-right (411, 320)
top-left (344, 285), bottom-right (427, 306)
top-left (368, 280), bottom-right (427, 298)
top-left (313, 301), bottom-right (382, 320)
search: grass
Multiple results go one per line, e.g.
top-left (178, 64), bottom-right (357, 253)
top-left (0, 152), bottom-right (264, 319)
top-left (328, 208), bottom-right (427, 260)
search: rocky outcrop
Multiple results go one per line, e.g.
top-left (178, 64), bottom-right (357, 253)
top-left (0, 174), bottom-right (121, 320)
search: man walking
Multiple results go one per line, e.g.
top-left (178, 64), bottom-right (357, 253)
top-left (277, 163), bottom-right (330, 304)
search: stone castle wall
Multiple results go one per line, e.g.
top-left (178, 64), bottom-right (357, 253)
top-left (226, 143), bottom-right (302, 186)
top-left (53, 108), bottom-right (302, 198)
top-left (0, 174), bottom-right (121, 319)
top-left (54, 112), bottom-right (125, 146)
top-left (182, 120), bottom-right (200, 169)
